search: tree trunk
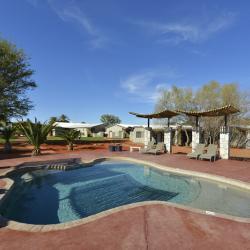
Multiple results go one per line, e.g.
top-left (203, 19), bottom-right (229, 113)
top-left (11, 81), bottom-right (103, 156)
top-left (67, 143), bottom-right (74, 151)
top-left (173, 132), bottom-right (177, 146)
top-left (4, 142), bottom-right (12, 153)
top-left (177, 129), bottom-right (182, 146)
top-left (184, 129), bottom-right (190, 146)
top-left (32, 148), bottom-right (41, 156)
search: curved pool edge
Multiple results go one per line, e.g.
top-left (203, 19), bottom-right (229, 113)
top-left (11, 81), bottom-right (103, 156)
top-left (0, 156), bottom-right (250, 232)
top-left (88, 157), bottom-right (250, 191)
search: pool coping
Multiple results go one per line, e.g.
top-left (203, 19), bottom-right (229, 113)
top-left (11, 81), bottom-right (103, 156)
top-left (0, 156), bottom-right (250, 232)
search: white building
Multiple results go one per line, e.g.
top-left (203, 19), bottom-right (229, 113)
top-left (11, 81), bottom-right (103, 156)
top-left (52, 122), bottom-right (106, 137)
top-left (106, 123), bottom-right (193, 145)
top-left (129, 124), bottom-right (193, 145)
top-left (106, 124), bottom-right (138, 139)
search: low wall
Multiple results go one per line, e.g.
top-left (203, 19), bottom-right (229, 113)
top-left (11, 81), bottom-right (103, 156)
top-left (45, 139), bottom-right (129, 145)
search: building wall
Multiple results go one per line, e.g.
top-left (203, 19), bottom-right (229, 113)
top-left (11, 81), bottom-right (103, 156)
top-left (130, 127), bottom-right (145, 143)
top-left (52, 127), bottom-right (91, 137)
top-left (52, 127), bottom-right (66, 136)
top-left (129, 126), bottom-right (193, 146)
top-left (92, 132), bottom-right (105, 137)
top-left (106, 125), bottom-right (128, 138)
top-left (79, 128), bottom-right (91, 137)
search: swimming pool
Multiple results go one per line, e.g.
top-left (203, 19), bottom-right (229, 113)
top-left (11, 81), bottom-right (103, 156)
top-left (1, 159), bottom-right (250, 224)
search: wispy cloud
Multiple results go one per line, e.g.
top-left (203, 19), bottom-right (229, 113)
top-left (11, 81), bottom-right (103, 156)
top-left (25, 0), bottom-right (39, 7)
top-left (135, 11), bottom-right (236, 45)
top-left (47, 0), bottom-right (108, 49)
top-left (120, 69), bottom-right (179, 103)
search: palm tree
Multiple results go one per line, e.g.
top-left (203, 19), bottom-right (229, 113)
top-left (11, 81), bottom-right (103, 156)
top-left (58, 114), bottom-right (70, 123)
top-left (59, 129), bottom-right (80, 151)
top-left (1, 125), bottom-right (15, 153)
top-left (18, 119), bottom-right (55, 156)
top-left (49, 116), bottom-right (58, 123)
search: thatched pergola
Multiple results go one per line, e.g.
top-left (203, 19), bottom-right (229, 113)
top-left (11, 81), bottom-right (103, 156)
top-left (129, 110), bottom-right (179, 128)
top-left (130, 105), bottom-right (239, 128)
top-left (177, 105), bottom-right (240, 128)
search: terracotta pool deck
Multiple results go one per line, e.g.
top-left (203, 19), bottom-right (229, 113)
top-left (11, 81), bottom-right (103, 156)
top-left (0, 150), bottom-right (250, 250)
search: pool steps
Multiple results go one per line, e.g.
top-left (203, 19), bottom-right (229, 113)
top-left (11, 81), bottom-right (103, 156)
top-left (47, 164), bottom-right (67, 171)
top-left (46, 163), bottom-right (83, 171)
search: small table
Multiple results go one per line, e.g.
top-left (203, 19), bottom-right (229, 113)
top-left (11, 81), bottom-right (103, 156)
top-left (130, 146), bottom-right (141, 152)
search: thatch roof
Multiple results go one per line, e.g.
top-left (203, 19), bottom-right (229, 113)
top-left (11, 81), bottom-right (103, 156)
top-left (129, 110), bottom-right (179, 119)
top-left (177, 105), bottom-right (240, 117)
top-left (129, 105), bottom-right (239, 121)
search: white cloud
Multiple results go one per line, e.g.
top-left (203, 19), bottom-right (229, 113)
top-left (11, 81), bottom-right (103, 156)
top-left (58, 5), bottom-right (96, 36)
top-left (136, 11), bottom-right (236, 45)
top-left (120, 69), bottom-right (178, 103)
top-left (121, 72), bottom-right (154, 94)
top-left (47, 0), bottom-right (107, 49)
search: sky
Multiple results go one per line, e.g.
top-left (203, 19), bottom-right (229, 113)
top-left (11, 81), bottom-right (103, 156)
top-left (0, 0), bottom-right (250, 124)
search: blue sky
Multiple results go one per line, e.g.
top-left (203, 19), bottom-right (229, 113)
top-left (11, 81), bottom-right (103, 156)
top-left (1, 0), bottom-right (250, 124)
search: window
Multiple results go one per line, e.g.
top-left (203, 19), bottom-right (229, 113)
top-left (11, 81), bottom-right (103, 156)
top-left (136, 131), bottom-right (143, 138)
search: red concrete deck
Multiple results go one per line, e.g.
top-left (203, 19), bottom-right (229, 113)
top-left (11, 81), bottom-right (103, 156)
top-left (0, 150), bottom-right (250, 249)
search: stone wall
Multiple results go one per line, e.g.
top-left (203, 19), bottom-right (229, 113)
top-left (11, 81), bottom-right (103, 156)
top-left (130, 127), bottom-right (145, 144)
top-left (144, 128), bottom-right (152, 146)
top-left (164, 128), bottom-right (172, 154)
top-left (247, 130), bottom-right (250, 149)
top-left (192, 129), bottom-right (200, 152)
top-left (219, 127), bottom-right (230, 159)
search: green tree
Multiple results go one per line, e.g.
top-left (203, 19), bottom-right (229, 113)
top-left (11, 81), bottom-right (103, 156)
top-left (18, 119), bottom-right (55, 156)
top-left (195, 81), bottom-right (249, 144)
top-left (58, 114), bottom-right (70, 122)
top-left (100, 114), bottom-right (121, 126)
top-left (155, 81), bottom-right (250, 145)
top-left (59, 129), bottom-right (80, 151)
top-left (155, 85), bottom-right (196, 145)
top-left (0, 38), bottom-right (37, 121)
top-left (49, 116), bottom-right (58, 123)
top-left (1, 124), bottom-right (15, 153)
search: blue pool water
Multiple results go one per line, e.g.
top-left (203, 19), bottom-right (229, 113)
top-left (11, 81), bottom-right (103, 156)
top-left (1, 160), bottom-right (250, 224)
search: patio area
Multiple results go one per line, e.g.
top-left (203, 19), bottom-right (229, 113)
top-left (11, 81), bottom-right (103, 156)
top-left (0, 149), bottom-right (250, 250)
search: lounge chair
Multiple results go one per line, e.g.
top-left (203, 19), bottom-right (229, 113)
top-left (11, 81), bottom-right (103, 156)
top-left (141, 141), bottom-right (155, 153)
top-left (145, 142), bottom-right (165, 155)
top-left (200, 144), bottom-right (218, 162)
top-left (187, 144), bottom-right (205, 160)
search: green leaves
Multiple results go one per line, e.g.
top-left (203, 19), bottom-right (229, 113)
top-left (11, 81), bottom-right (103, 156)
top-left (18, 119), bottom-right (55, 156)
top-left (58, 129), bottom-right (80, 150)
top-left (59, 129), bottom-right (80, 143)
top-left (0, 38), bottom-right (37, 121)
top-left (58, 114), bottom-right (70, 122)
top-left (1, 124), bottom-right (15, 143)
top-left (100, 114), bottom-right (121, 126)
top-left (155, 82), bottom-right (250, 145)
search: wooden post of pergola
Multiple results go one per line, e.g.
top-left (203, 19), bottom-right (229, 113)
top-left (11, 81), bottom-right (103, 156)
top-left (129, 110), bottom-right (179, 153)
top-left (147, 118), bottom-right (150, 128)
top-left (167, 118), bottom-right (170, 128)
top-left (178, 105), bottom-right (240, 159)
top-left (195, 116), bottom-right (199, 129)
